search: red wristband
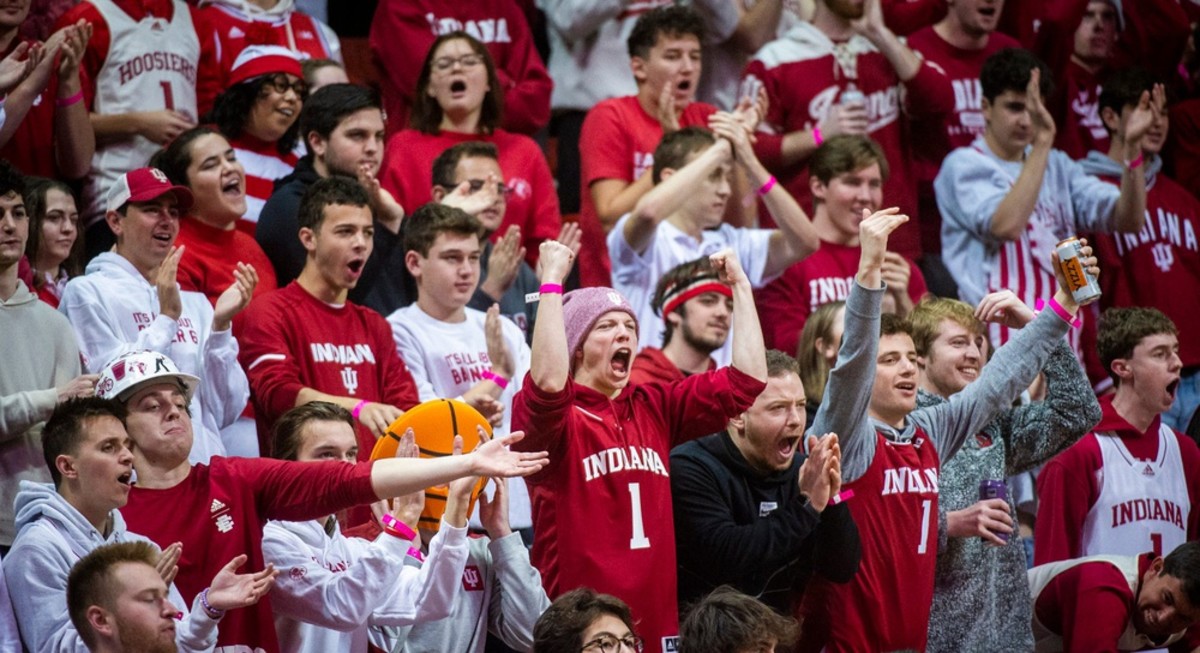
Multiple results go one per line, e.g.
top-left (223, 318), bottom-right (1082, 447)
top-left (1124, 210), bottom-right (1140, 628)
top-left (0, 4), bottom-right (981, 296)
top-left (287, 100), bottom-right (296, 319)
top-left (380, 514), bottom-right (416, 541)
top-left (481, 369), bottom-right (509, 390)
top-left (539, 283), bottom-right (563, 294)
top-left (351, 400), bottom-right (368, 421)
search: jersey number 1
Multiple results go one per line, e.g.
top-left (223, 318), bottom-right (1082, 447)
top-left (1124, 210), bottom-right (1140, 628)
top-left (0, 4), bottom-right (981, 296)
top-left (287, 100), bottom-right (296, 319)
top-left (628, 483), bottom-right (650, 550)
top-left (160, 81), bottom-right (175, 111)
top-left (917, 499), bottom-right (932, 554)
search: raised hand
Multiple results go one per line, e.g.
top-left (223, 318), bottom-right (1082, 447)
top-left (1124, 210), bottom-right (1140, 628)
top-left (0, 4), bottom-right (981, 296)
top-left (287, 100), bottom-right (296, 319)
top-left (357, 162), bottom-right (404, 227)
top-left (709, 111), bottom-right (753, 163)
top-left (849, 0), bottom-right (887, 39)
top-left (537, 239), bottom-right (575, 285)
top-left (1027, 68), bottom-right (1056, 146)
top-left (212, 262), bottom-right (258, 331)
top-left (388, 429), bottom-right (425, 532)
top-left (56, 374), bottom-right (99, 403)
top-left (1123, 83), bottom-right (1166, 151)
top-left (469, 430), bottom-right (549, 477)
top-left (1050, 238), bottom-right (1101, 309)
top-left (485, 304), bottom-right (514, 379)
top-left (481, 225), bottom-right (523, 300)
top-left (139, 110), bottom-right (195, 146)
top-left (0, 41), bottom-right (39, 94)
top-left (710, 248), bottom-right (749, 287)
top-left (155, 246), bottom-right (184, 321)
top-left (205, 555), bottom-right (279, 611)
top-left (974, 290), bottom-right (1035, 329)
top-left (819, 99), bottom-right (869, 138)
top-left (156, 542), bottom-right (182, 586)
top-left (478, 476), bottom-right (512, 539)
top-left (657, 80), bottom-right (680, 133)
top-left (441, 174), bottom-right (501, 219)
top-left (358, 403), bottom-right (403, 438)
top-left (856, 208), bottom-right (908, 283)
top-left (56, 21), bottom-right (91, 81)
top-left (798, 433), bottom-right (840, 512)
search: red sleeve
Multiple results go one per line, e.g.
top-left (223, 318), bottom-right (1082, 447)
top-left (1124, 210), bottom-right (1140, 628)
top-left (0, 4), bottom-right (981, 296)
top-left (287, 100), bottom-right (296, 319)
top-left (509, 372), bottom-right (575, 471)
top-left (1175, 432), bottom-right (1200, 541)
top-left (657, 365), bottom-right (766, 447)
top-left (235, 294), bottom-right (306, 424)
top-left (1166, 101), bottom-right (1200, 193)
top-left (746, 58), bottom-right (788, 171)
top-left (1034, 437), bottom-right (1102, 564)
top-left (1109, 0), bottom-right (1189, 79)
top-left (375, 317), bottom-right (420, 411)
top-left (902, 60), bottom-right (955, 118)
top-left (580, 101), bottom-right (635, 188)
top-left (232, 457), bottom-right (379, 521)
top-left (493, 2), bottom-right (552, 135)
top-left (56, 2), bottom-right (107, 107)
top-left (192, 7), bottom-right (221, 117)
top-left (1034, 560), bottom-right (1135, 653)
top-left (882, 0), bottom-right (947, 36)
top-left (754, 268), bottom-right (808, 355)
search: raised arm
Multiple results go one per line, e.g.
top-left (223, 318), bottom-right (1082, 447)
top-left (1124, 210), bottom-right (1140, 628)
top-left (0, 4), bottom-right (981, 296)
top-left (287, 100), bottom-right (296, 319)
top-left (528, 240), bottom-right (574, 393)
top-left (852, 0), bottom-right (922, 81)
top-left (809, 208), bottom-right (908, 483)
top-left (989, 68), bottom-right (1055, 241)
top-left (1108, 85), bottom-right (1163, 234)
top-left (622, 138), bottom-right (733, 254)
top-left (710, 249), bottom-right (767, 382)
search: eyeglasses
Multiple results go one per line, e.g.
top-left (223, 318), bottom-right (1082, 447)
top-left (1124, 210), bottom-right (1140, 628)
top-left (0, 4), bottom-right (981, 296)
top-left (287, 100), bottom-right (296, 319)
top-left (581, 634), bottom-right (644, 653)
top-left (433, 53), bottom-right (483, 72)
top-left (466, 178), bottom-right (513, 198)
top-left (262, 74), bottom-right (308, 98)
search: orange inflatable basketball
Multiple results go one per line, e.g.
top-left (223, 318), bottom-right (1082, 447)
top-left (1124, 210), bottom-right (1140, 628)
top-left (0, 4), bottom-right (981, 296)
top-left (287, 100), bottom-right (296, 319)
top-left (371, 399), bottom-right (490, 531)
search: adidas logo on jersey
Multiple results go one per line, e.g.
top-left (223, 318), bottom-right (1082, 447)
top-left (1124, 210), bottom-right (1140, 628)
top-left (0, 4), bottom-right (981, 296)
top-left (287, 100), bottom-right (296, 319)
top-left (211, 499), bottom-right (227, 513)
top-left (229, 26), bottom-right (244, 38)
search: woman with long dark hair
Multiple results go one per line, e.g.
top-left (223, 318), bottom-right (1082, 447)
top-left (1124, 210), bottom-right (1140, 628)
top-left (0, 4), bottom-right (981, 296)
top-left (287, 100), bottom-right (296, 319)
top-left (23, 177), bottom-right (84, 309)
top-left (379, 32), bottom-right (560, 268)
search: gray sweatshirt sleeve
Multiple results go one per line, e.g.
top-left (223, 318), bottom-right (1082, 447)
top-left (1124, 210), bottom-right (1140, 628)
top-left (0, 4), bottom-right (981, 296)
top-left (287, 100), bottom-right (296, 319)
top-left (808, 280), bottom-right (885, 483)
top-left (995, 340), bottom-right (1102, 476)
top-left (911, 308), bottom-right (1072, 464)
top-left (486, 532), bottom-right (551, 652)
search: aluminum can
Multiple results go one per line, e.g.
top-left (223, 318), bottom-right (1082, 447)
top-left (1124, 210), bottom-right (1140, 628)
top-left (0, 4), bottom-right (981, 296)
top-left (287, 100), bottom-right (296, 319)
top-left (840, 83), bottom-right (865, 106)
top-left (1055, 236), bottom-right (1102, 304)
top-left (979, 479), bottom-right (1010, 543)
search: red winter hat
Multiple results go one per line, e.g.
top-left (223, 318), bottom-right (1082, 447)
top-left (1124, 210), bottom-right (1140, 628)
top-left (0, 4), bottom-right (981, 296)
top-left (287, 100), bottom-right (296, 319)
top-left (228, 45), bottom-right (303, 87)
top-left (106, 167), bottom-right (194, 214)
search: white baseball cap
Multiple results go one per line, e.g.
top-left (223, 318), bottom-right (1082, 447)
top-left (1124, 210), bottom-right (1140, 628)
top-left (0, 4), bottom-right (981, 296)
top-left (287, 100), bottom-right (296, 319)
top-left (96, 351), bottom-right (200, 403)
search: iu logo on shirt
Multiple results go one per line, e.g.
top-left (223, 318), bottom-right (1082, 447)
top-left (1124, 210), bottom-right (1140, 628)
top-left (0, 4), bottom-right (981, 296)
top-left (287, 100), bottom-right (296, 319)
top-left (341, 366), bottom-right (359, 395)
top-left (461, 565), bottom-right (484, 591)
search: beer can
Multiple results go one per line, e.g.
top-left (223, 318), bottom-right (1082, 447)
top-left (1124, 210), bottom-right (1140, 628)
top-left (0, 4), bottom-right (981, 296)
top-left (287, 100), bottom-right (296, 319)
top-left (1055, 237), bottom-right (1102, 304)
top-left (979, 479), bottom-right (1009, 543)
top-left (840, 83), bottom-right (865, 107)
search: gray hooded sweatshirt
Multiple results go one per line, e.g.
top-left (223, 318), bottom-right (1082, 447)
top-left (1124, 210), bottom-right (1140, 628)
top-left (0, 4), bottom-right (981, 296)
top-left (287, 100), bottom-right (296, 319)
top-left (3, 481), bottom-right (218, 653)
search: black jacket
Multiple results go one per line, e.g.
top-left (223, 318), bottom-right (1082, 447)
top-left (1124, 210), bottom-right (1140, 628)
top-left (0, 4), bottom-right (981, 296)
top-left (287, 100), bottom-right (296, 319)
top-left (671, 432), bottom-right (861, 613)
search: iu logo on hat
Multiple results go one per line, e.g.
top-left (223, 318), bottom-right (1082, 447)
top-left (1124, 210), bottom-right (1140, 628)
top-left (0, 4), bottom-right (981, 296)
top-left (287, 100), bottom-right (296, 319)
top-left (150, 168), bottom-right (169, 183)
top-left (607, 291), bottom-right (622, 305)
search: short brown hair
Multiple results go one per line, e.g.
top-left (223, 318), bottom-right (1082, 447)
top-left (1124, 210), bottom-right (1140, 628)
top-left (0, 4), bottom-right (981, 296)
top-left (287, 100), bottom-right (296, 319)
top-left (798, 300), bottom-right (845, 406)
top-left (1098, 307), bottom-right (1179, 386)
top-left (652, 127), bottom-right (716, 184)
top-left (909, 296), bottom-right (984, 357)
top-left (766, 349), bottom-right (801, 379)
top-left (403, 202), bottom-right (484, 257)
top-left (271, 401), bottom-right (354, 461)
top-left (809, 134), bottom-right (889, 185)
top-left (42, 397), bottom-right (128, 487)
top-left (431, 141), bottom-right (500, 189)
top-left (297, 176), bottom-right (370, 232)
top-left (678, 586), bottom-right (799, 653)
top-left (67, 541), bottom-right (160, 649)
top-left (533, 588), bottom-right (637, 653)
top-left (881, 312), bottom-right (913, 339)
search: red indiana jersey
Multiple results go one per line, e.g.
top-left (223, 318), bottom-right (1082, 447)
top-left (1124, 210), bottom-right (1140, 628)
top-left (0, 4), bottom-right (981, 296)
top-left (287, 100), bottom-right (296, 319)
top-left (234, 282), bottom-right (420, 456)
top-left (754, 239), bottom-right (927, 355)
top-left (511, 367), bottom-right (764, 653)
top-left (1089, 168), bottom-right (1200, 368)
top-left (576, 95), bottom-right (716, 288)
top-left (744, 23), bottom-right (953, 260)
top-left (797, 428), bottom-right (942, 653)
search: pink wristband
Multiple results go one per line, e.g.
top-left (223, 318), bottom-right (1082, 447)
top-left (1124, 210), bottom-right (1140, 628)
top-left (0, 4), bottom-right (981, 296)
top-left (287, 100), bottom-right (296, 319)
top-left (539, 283), bottom-right (563, 294)
top-left (757, 175), bottom-right (777, 196)
top-left (380, 514), bottom-right (417, 541)
top-left (1125, 152), bottom-right (1145, 171)
top-left (831, 489), bottom-right (855, 505)
top-left (407, 546), bottom-right (426, 563)
top-left (481, 369), bottom-right (509, 389)
top-left (56, 90), bottom-right (83, 108)
top-left (812, 125), bottom-right (824, 146)
top-left (1035, 297), bottom-right (1082, 329)
top-left (351, 399), bottom-right (368, 421)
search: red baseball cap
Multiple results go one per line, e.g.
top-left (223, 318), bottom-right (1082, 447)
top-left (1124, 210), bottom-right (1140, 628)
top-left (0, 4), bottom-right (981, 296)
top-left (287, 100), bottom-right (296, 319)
top-left (106, 167), bottom-right (194, 214)
top-left (228, 45), bottom-right (303, 87)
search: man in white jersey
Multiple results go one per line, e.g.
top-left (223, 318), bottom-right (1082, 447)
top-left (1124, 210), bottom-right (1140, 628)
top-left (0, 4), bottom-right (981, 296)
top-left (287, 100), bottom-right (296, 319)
top-left (1027, 541), bottom-right (1200, 652)
top-left (1036, 307), bottom-right (1200, 564)
top-left (55, 0), bottom-right (202, 254)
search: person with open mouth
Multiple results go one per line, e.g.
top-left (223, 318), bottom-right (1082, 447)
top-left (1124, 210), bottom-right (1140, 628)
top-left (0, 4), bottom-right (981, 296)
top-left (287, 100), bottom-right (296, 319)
top-left (206, 45), bottom-right (306, 231)
top-left (911, 292), bottom-right (1100, 653)
top-left (794, 207), bottom-right (1092, 652)
top-left (1034, 304), bottom-right (1200, 571)
top-left (511, 240), bottom-right (769, 653)
top-left (381, 31), bottom-right (561, 274)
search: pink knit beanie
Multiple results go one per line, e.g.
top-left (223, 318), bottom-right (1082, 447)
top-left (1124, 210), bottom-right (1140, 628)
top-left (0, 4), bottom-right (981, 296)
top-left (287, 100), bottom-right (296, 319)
top-left (562, 287), bottom-right (639, 358)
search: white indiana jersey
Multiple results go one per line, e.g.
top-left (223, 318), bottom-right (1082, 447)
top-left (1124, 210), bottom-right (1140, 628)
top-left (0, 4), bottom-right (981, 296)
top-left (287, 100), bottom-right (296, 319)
top-left (1081, 426), bottom-right (1189, 558)
top-left (1028, 555), bottom-right (1186, 652)
top-left (84, 0), bottom-right (199, 224)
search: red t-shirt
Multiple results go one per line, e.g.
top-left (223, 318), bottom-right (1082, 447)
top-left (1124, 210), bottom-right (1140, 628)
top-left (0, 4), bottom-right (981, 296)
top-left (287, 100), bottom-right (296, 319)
top-left (754, 239), bottom-right (927, 355)
top-left (1034, 396), bottom-right (1200, 565)
top-left (744, 25), bottom-right (954, 259)
top-left (627, 347), bottom-right (714, 387)
top-left (0, 38), bottom-right (63, 178)
top-left (175, 216), bottom-right (278, 306)
top-left (797, 427), bottom-right (942, 653)
top-left (120, 456), bottom-right (378, 653)
top-left (235, 282), bottom-right (420, 456)
top-left (368, 0), bottom-right (551, 137)
top-left (510, 367), bottom-right (765, 653)
top-left (576, 95), bottom-right (717, 288)
top-left (379, 127), bottom-right (560, 268)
